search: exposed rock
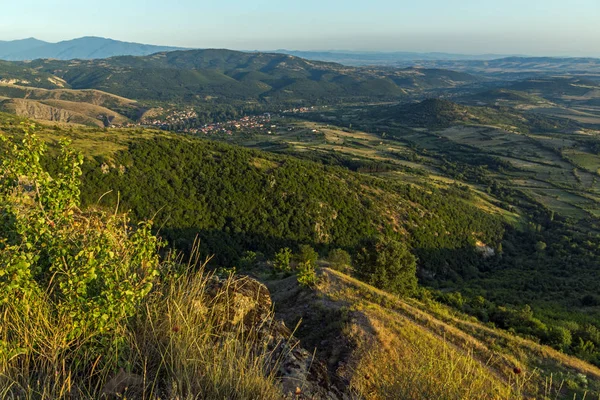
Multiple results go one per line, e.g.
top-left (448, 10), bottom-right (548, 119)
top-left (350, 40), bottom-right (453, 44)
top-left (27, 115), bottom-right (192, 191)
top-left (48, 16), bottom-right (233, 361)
top-left (475, 240), bottom-right (496, 258)
top-left (205, 276), bottom-right (355, 399)
top-left (0, 98), bottom-right (130, 127)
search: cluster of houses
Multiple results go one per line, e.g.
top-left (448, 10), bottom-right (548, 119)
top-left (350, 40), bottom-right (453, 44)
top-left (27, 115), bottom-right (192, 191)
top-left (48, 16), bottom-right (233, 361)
top-left (116, 109), bottom-right (277, 136)
top-left (185, 114), bottom-right (275, 135)
top-left (143, 109), bottom-right (199, 127)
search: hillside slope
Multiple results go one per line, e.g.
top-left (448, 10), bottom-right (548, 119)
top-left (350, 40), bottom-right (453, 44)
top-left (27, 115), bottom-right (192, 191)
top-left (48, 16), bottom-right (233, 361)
top-left (0, 38), bottom-right (48, 58)
top-left (0, 83), bottom-right (144, 120)
top-left (369, 98), bottom-right (580, 132)
top-left (269, 268), bottom-right (600, 399)
top-left (0, 98), bottom-right (130, 127)
top-left (0, 50), bottom-right (480, 103)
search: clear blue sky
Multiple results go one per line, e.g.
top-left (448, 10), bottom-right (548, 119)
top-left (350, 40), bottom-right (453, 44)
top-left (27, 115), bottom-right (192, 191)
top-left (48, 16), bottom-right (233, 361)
top-left (2, 0), bottom-right (599, 56)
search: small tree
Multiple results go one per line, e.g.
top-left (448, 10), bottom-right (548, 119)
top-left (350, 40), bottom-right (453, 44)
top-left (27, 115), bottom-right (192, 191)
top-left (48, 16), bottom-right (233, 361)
top-left (327, 248), bottom-right (352, 272)
top-left (355, 237), bottom-right (417, 296)
top-left (273, 247), bottom-right (292, 273)
top-left (297, 244), bottom-right (318, 265)
top-left (238, 251), bottom-right (258, 270)
top-left (296, 261), bottom-right (318, 287)
top-left (547, 326), bottom-right (572, 351)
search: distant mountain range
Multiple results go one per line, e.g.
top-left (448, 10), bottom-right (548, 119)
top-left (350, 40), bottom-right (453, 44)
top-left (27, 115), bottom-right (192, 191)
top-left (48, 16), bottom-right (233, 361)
top-left (389, 57), bottom-right (600, 78)
top-left (273, 50), bottom-right (517, 66)
top-left (1, 37), bottom-right (516, 65)
top-left (0, 37), bottom-right (184, 61)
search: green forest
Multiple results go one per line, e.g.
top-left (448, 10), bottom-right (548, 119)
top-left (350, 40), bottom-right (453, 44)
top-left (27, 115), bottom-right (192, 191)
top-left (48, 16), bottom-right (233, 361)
top-left (66, 132), bottom-right (600, 367)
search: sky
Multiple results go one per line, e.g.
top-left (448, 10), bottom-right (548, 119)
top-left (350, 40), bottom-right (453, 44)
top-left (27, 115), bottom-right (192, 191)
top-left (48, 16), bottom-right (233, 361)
top-left (1, 0), bottom-right (599, 56)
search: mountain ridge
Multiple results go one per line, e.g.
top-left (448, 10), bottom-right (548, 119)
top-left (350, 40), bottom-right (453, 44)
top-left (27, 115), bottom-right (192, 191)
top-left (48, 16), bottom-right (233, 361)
top-left (0, 36), bottom-right (185, 61)
top-left (1, 49), bottom-right (480, 103)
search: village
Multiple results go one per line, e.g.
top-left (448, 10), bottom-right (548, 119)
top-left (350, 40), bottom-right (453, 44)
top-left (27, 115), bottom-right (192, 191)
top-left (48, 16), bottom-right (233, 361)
top-left (112, 105), bottom-right (321, 136)
top-left (116, 108), bottom-right (276, 135)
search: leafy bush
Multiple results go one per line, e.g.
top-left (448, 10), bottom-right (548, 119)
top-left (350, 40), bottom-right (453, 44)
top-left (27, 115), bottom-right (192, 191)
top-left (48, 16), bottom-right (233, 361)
top-left (0, 128), bottom-right (162, 346)
top-left (296, 261), bottom-right (318, 287)
top-left (547, 326), bottom-right (573, 351)
top-left (239, 250), bottom-right (259, 270)
top-left (297, 244), bottom-right (318, 265)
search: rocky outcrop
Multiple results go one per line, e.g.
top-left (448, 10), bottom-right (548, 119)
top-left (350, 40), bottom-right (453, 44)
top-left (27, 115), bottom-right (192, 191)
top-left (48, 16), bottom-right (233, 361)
top-left (0, 98), bottom-right (101, 126)
top-left (0, 98), bottom-right (130, 127)
top-left (205, 276), bottom-right (355, 399)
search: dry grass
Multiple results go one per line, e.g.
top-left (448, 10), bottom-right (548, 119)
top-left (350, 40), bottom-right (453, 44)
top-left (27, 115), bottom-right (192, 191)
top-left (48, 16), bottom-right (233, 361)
top-left (0, 264), bottom-right (282, 399)
top-left (347, 305), bottom-right (516, 400)
top-left (315, 268), bottom-right (600, 399)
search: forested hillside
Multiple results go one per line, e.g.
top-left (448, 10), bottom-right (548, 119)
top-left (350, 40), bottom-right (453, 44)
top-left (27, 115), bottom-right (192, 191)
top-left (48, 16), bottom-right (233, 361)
top-left (0, 49), bottom-right (479, 104)
top-left (78, 135), bottom-right (503, 268)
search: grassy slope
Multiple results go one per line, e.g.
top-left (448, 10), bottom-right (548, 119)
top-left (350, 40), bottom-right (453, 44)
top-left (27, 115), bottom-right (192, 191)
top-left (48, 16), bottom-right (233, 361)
top-left (269, 268), bottom-right (600, 399)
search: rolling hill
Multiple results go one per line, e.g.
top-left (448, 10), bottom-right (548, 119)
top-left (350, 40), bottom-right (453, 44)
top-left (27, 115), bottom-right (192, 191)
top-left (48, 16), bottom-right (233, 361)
top-left (276, 50), bottom-right (512, 66)
top-left (366, 98), bottom-right (579, 131)
top-left (0, 38), bottom-right (48, 58)
top-left (3, 112), bottom-right (600, 397)
top-left (0, 83), bottom-right (144, 124)
top-left (0, 36), bottom-right (183, 61)
top-left (388, 56), bottom-right (600, 78)
top-left (0, 49), bottom-right (480, 104)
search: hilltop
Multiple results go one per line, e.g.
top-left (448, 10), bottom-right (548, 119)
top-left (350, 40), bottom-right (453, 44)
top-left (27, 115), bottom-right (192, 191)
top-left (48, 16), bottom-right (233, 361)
top-left (372, 98), bottom-right (475, 128)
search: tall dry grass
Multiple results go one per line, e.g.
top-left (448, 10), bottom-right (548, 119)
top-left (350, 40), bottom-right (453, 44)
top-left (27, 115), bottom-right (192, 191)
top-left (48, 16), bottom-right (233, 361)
top-left (0, 260), bottom-right (282, 399)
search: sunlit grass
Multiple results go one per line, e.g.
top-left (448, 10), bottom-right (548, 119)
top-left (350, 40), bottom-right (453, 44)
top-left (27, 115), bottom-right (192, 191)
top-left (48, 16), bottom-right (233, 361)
top-left (0, 261), bottom-right (282, 399)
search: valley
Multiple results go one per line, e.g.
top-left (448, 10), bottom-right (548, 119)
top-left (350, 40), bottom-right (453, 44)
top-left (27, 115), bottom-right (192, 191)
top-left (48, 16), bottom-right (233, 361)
top-left (3, 45), bottom-right (600, 399)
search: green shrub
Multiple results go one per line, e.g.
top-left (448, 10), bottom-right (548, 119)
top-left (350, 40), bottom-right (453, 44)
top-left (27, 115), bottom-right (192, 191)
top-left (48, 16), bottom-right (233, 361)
top-left (297, 244), bottom-right (318, 265)
top-left (547, 326), bottom-right (573, 350)
top-left (355, 237), bottom-right (417, 296)
top-left (0, 129), bottom-right (162, 340)
top-left (297, 261), bottom-right (318, 287)
top-left (273, 247), bottom-right (292, 272)
top-left (239, 250), bottom-right (258, 270)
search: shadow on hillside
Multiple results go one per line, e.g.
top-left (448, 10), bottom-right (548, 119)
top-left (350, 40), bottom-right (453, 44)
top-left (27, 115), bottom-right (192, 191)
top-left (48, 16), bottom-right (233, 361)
top-left (159, 227), bottom-right (324, 266)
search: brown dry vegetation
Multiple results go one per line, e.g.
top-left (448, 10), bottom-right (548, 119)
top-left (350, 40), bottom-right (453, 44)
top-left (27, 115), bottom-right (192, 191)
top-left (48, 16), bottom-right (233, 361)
top-left (0, 98), bottom-right (130, 127)
top-left (269, 268), bottom-right (600, 399)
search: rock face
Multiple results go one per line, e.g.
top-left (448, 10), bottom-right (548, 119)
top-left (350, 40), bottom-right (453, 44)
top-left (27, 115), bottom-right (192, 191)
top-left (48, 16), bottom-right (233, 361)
top-left (206, 276), bottom-right (354, 400)
top-left (0, 98), bottom-right (129, 127)
top-left (1, 98), bottom-right (77, 123)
